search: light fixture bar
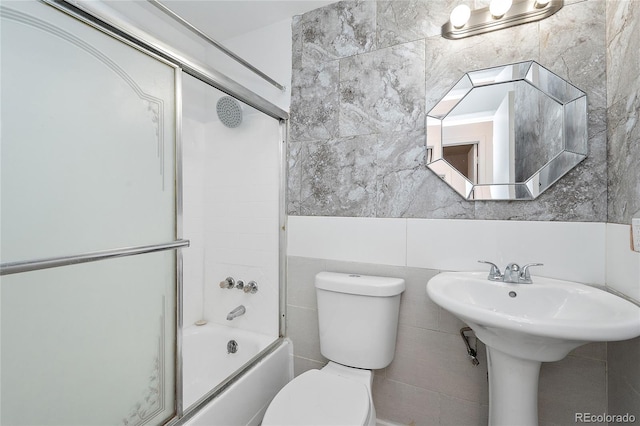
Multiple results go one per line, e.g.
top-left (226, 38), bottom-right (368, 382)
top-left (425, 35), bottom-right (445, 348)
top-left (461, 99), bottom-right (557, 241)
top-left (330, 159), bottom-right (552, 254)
top-left (442, 0), bottom-right (563, 40)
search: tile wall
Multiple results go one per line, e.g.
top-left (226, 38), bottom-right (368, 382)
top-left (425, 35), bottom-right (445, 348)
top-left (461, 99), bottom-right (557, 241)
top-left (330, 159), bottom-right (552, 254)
top-left (605, 0), bottom-right (640, 419)
top-left (286, 216), bottom-right (609, 425)
top-left (606, 1), bottom-right (640, 225)
top-left (182, 74), bottom-right (281, 337)
top-left (285, 0), bottom-right (640, 424)
top-left (288, 0), bottom-right (608, 221)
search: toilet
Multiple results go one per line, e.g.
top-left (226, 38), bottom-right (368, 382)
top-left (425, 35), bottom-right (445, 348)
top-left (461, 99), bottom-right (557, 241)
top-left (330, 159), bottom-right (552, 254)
top-left (262, 271), bottom-right (406, 426)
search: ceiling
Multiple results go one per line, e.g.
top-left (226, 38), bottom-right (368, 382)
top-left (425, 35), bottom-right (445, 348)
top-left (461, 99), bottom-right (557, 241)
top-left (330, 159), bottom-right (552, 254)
top-left (159, 0), bottom-right (336, 40)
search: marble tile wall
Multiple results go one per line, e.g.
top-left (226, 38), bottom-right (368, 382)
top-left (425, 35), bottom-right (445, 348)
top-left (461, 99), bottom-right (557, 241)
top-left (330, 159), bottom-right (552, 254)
top-left (288, 0), bottom-right (608, 222)
top-left (286, 0), bottom-right (639, 424)
top-left (605, 0), bottom-right (640, 421)
top-left (606, 0), bottom-right (640, 225)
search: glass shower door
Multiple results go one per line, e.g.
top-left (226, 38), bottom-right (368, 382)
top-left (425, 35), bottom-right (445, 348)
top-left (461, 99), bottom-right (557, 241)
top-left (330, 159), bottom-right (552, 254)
top-left (1, 1), bottom-right (181, 424)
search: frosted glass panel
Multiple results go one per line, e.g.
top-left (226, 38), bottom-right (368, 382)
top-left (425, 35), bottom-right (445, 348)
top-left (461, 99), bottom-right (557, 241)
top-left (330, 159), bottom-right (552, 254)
top-left (1, 251), bottom-right (177, 425)
top-left (0, 2), bottom-right (179, 425)
top-left (1, 1), bottom-right (176, 263)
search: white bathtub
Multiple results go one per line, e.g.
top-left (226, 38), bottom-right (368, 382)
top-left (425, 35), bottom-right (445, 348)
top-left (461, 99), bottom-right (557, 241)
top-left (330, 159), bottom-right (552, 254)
top-left (182, 324), bottom-right (292, 425)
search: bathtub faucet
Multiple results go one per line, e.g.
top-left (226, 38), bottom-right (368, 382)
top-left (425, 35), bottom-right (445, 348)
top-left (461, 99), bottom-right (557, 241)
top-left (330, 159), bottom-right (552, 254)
top-left (227, 305), bottom-right (246, 321)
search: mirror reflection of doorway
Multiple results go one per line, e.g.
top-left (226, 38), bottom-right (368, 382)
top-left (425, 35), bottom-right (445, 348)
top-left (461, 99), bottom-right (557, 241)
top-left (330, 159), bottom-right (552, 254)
top-left (443, 142), bottom-right (477, 181)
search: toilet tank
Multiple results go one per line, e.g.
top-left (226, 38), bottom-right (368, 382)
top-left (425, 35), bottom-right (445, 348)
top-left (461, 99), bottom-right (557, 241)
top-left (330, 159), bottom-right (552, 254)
top-left (315, 272), bottom-right (405, 370)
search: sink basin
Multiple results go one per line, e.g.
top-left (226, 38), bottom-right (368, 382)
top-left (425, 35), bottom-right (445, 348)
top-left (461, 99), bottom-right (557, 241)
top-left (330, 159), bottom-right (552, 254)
top-left (427, 271), bottom-right (640, 361)
top-left (427, 271), bottom-right (640, 426)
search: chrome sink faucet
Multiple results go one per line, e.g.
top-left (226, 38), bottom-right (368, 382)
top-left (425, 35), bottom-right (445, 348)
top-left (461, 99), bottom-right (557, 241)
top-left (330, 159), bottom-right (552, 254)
top-left (478, 261), bottom-right (543, 284)
top-left (227, 305), bottom-right (246, 320)
top-left (503, 263), bottom-right (521, 283)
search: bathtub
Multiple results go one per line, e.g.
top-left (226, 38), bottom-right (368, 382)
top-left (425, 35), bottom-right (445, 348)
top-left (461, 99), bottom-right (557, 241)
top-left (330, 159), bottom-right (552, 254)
top-left (181, 323), bottom-right (292, 425)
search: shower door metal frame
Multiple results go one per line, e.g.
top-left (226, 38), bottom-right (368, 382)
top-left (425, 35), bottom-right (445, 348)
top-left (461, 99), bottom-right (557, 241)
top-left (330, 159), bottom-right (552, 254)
top-left (42, 0), bottom-right (289, 122)
top-left (36, 0), bottom-right (290, 424)
top-left (174, 69), bottom-right (186, 418)
top-left (147, 0), bottom-right (286, 92)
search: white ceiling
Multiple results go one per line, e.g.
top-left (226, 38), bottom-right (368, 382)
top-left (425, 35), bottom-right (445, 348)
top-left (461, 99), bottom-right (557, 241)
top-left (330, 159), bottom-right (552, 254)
top-left (160, 0), bottom-right (336, 40)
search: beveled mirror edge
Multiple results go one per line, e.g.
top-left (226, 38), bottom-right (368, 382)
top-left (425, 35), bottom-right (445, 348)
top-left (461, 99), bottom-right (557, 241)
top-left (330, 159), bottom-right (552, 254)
top-left (426, 60), bottom-right (589, 201)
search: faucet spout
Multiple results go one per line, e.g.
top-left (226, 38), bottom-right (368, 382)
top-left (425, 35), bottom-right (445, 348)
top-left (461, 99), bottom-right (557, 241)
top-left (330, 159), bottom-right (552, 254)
top-left (226, 305), bottom-right (246, 321)
top-left (480, 260), bottom-right (543, 284)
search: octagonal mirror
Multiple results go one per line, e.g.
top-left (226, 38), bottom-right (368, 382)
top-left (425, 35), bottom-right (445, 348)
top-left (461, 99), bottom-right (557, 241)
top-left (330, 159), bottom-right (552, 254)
top-left (426, 61), bottom-right (587, 200)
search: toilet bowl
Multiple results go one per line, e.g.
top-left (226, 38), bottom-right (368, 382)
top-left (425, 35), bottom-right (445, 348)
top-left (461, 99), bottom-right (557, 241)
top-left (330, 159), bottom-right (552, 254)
top-left (262, 362), bottom-right (375, 426)
top-left (262, 272), bottom-right (405, 426)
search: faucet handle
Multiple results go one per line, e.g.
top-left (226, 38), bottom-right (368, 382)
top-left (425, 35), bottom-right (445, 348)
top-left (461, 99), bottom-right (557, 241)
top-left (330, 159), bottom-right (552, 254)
top-left (219, 277), bottom-right (235, 289)
top-left (478, 260), bottom-right (502, 281)
top-left (520, 263), bottom-right (543, 283)
top-left (243, 280), bottom-right (258, 294)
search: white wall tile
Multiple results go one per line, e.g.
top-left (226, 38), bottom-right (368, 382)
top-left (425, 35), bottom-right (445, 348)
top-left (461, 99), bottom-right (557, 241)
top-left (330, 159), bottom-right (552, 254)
top-left (495, 220), bottom-right (606, 285)
top-left (201, 112), bottom-right (281, 337)
top-left (181, 114), bottom-right (207, 327)
top-left (287, 216), bottom-right (407, 266)
top-left (406, 219), bottom-right (606, 285)
top-left (406, 219), bottom-right (498, 272)
top-left (291, 217), bottom-right (607, 285)
top-left (606, 223), bottom-right (640, 301)
top-left (183, 79), bottom-right (281, 338)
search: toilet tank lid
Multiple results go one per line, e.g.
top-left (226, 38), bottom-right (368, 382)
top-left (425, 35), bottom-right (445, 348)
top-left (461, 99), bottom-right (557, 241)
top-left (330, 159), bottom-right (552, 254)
top-left (315, 272), bottom-right (406, 297)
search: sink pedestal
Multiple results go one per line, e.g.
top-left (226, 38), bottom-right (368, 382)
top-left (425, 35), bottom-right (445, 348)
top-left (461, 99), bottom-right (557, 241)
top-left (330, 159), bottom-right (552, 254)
top-left (427, 271), bottom-right (640, 426)
top-left (486, 347), bottom-right (541, 426)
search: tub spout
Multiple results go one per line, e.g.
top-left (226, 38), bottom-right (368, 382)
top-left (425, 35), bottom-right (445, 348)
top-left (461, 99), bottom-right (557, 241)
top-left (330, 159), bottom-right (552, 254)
top-left (227, 305), bottom-right (246, 321)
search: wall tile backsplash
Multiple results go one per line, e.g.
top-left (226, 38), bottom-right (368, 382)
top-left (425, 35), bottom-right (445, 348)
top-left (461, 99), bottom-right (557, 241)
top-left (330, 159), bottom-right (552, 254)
top-left (288, 216), bottom-right (606, 285)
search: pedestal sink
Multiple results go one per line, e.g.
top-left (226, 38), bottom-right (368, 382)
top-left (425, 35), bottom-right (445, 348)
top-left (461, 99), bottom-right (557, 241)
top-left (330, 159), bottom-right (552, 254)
top-left (427, 271), bottom-right (640, 426)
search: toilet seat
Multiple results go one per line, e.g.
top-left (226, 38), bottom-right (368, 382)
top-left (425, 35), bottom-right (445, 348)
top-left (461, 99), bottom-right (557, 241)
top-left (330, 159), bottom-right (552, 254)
top-left (262, 369), bottom-right (370, 426)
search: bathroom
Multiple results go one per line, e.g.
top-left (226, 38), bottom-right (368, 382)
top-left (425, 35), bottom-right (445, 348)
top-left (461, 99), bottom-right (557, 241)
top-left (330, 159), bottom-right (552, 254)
top-left (1, 0), bottom-right (638, 425)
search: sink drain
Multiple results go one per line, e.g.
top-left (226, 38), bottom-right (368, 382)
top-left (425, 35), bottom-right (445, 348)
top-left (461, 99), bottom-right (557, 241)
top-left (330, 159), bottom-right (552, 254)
top-left (227, 340), bottom-right (238, 354)
top-left (508, 291), bottom-right (517, 298)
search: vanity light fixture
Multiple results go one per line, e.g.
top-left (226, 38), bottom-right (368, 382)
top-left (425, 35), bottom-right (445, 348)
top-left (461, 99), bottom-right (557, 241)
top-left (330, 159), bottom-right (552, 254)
top-left (442, 0), bottom-right (563, 40)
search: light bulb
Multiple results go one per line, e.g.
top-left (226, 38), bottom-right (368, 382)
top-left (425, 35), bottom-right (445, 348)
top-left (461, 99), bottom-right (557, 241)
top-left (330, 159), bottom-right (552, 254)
top-left (489, 0), bottom-right (512, 18)
top-left (450, 4), bottom-right (471, 29)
